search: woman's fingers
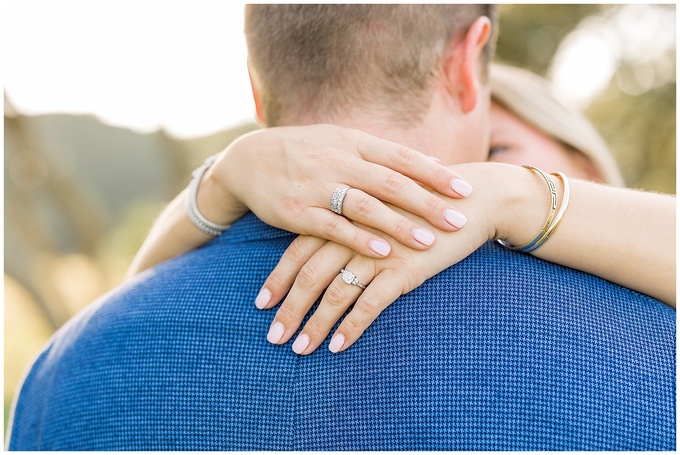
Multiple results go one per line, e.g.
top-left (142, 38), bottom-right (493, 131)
top-left (328, 270), bottom-right (404, 353)
top-left (341, 190), bottom-right (438, 249)
top-left (350, 129), bottom-right (473, 198)
top-left (315, 158), bottom-right (467, 235)
top-left (291, 261), bottom-right (376, 355)
top-left (299, 208), bottom-right (395, 258)
top-left (338, 188), bottom-right (466, 250)
top-left (297, 182), bottom-right (467, 256)
top-left (303, 195), bottom-right (438, 254)
top-left (255, 235), bottom-right (327, 310)
top-left (265, 242), bottom-right (354, 346)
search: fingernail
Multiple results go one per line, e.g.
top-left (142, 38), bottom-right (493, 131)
top-left (329, 333), bottom-right (345, 353)
top-left (266, 322), bottom-right (285, 344)
top-left (369, 239), bottom-right (391, 257)
top-left (292, 334), bottom-right (310, 354)
top-left (255, 288), bottom-right (271, 309)
top-left (413, 228), bottom-right (435, 246)
top-left (444, 209), bottom-right (467, 228)
top-left (428, 156), bottom-right (441, 163)
top-left (450, 178), bottom-right (473, 197)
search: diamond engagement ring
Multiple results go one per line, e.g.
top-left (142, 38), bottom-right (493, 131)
top-left (340, 268), bottom-right (367, 290)
top-left (330, 187), bottom-right (350, 215)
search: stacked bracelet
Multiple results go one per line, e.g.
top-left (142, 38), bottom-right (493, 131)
top-left (497, 165), bottom-right (570, 254)
top-left (186, 154), bottom-right (232, 236)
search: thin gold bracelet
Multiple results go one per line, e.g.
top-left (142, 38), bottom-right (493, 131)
top-left (527, 171), bottom-right (570, 251)
top-left (496, 165), bottom-right (560, 253)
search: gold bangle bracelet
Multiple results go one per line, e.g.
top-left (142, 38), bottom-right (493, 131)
top-left (497, 165), bottom-right (558, 252)
top-left (526, 171), bottom-right (570, 252)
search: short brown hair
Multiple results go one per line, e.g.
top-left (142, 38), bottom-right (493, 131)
top-left (245, 4), bottom-right (497, 127)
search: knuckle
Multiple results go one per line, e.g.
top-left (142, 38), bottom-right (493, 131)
top-left (287, 238), bottom-right (309, 262)
top-left (276, 303), bottom-right (299, 325)
top-left (424, 195), bottom-right (442, 216)
top-left (395, 146), bottom-right (417, 168)
top-left (303, 317), bottom-right (324, 338)
top-left (351, 230), bottom-right (365, 250)
top-left (357, 294), bottom-right (382, 314)
top-left (341, 315), bottom-right (362, 337)
top-left (383, 173), bottom-right (409, 195)
top-left (433, 166), bottom-right (452, 185)
top-left (335, 127), bottom-right (362, 146)
top-left (324, 284), bottom-right (349, 309)
top-left (392, 217), bottom-right (411, 236)
top-left (354, 195), bottom-right (375, 218)
top-left (266, 271), bottom-right (286, 291)
top-left (295, 264), bottom-right (319, 290)
top-left (324, 217), bottom-right (342, 237)
top-left (396, 264), bottom-right (424, 293)
top-left (283, 197), bottom-right (305, 216)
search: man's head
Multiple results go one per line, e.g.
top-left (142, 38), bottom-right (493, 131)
top-left (245, 5), bottom-right (497, 163)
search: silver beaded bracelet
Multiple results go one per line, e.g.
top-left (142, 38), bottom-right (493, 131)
top-left (186, 154), bottom-right (232, 236)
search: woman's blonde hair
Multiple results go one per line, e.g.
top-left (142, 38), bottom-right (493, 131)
top-left (490, 63), bottom-right (626, 187)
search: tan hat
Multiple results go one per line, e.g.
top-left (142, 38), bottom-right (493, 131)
top-left (490, 62), bottom-right (626, 187)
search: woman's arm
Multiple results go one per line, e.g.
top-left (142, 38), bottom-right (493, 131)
top-left (126, 121), bottom-right (674, 353)
top-left (126, 124), bottom-right (472, 278)
top-left (259, 162), bottom-right (675, 354)
top-left (126, 185), bottom-right (236, 279)
top-left (518, 176), bottom-right (676, 307)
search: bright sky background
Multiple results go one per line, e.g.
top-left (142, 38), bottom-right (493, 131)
top-left (5, 0), bottom-right (253, 138)
top-left (549, 4), bottom-right (675, 107)
top-left (4, 2), bottom-right (676, 139)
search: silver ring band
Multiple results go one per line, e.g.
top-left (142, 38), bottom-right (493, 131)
top-left (340, 268), bottom-right (367, 290)
top-left (330, 187), bottom-right (350, 215)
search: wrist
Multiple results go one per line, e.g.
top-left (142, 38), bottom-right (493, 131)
top-left (492, 163), bottom-right (560, 248)
top-left (443, 162), bottom-right (519, 243)
top-left (197, 152), bottom-right (249, 226)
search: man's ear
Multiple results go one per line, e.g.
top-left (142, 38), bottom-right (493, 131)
top-left (248, 65), bottom-right (266, 125)
top-left (451, 16), bottom-right (492, 114)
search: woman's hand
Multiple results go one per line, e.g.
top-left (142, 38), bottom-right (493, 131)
top-left (203, 124), bottom-right (472, 258)
top-left (257, 160), bottom-right (678, 353)
top-left (259, 221), bottom-right (489, 354)
top-left (126, 123), bottom-right (473, 278)
top-left (256, 163), bottom-right (529, 354)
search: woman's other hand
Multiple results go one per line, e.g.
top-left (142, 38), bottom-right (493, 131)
top-left (206, 124), bottom-right (471, 258)
top-left (254, 163), bottom-right (531, 354)
top-left (258, 212), bottom-right (489, 354)
top-left (254, 162), bottom-right (565, 354)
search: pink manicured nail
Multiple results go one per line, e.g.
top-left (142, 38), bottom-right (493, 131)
top-left (369, 239), bottom-right (391, 257)
top-left (266, 322), bottom-right (285, 344)
top-left (292, 334), bottom-right (310, 354)
top-left (444, 209), bottom-right (467, 228)
top-left (413, 228), bottom-right (435, 246)
top-left (329, 333), bottom-right (345, 353)
top-left (450, 178), bottom-right (473, 197)
top-left (255, 288), bottom-right (271, 309)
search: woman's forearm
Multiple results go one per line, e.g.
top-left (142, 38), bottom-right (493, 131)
top-left (488, 164), bottom-right (676, 307)
top-left (125, 165), bottom-right (248, 279)
top-left (532, 180), bottom-right (675, 307)
top-left (126, 125), bottom-right (472, 279)
top-left (126, 152), bottom-right (249, 278)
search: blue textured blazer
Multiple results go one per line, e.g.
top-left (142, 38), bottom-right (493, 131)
top-left (8, 214), bottom-right (676, 450)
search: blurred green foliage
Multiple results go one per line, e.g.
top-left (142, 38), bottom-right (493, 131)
top-left (497, 4), bottom-right (603, 74)
top-left (496, 4), bottom-right (676, 193)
